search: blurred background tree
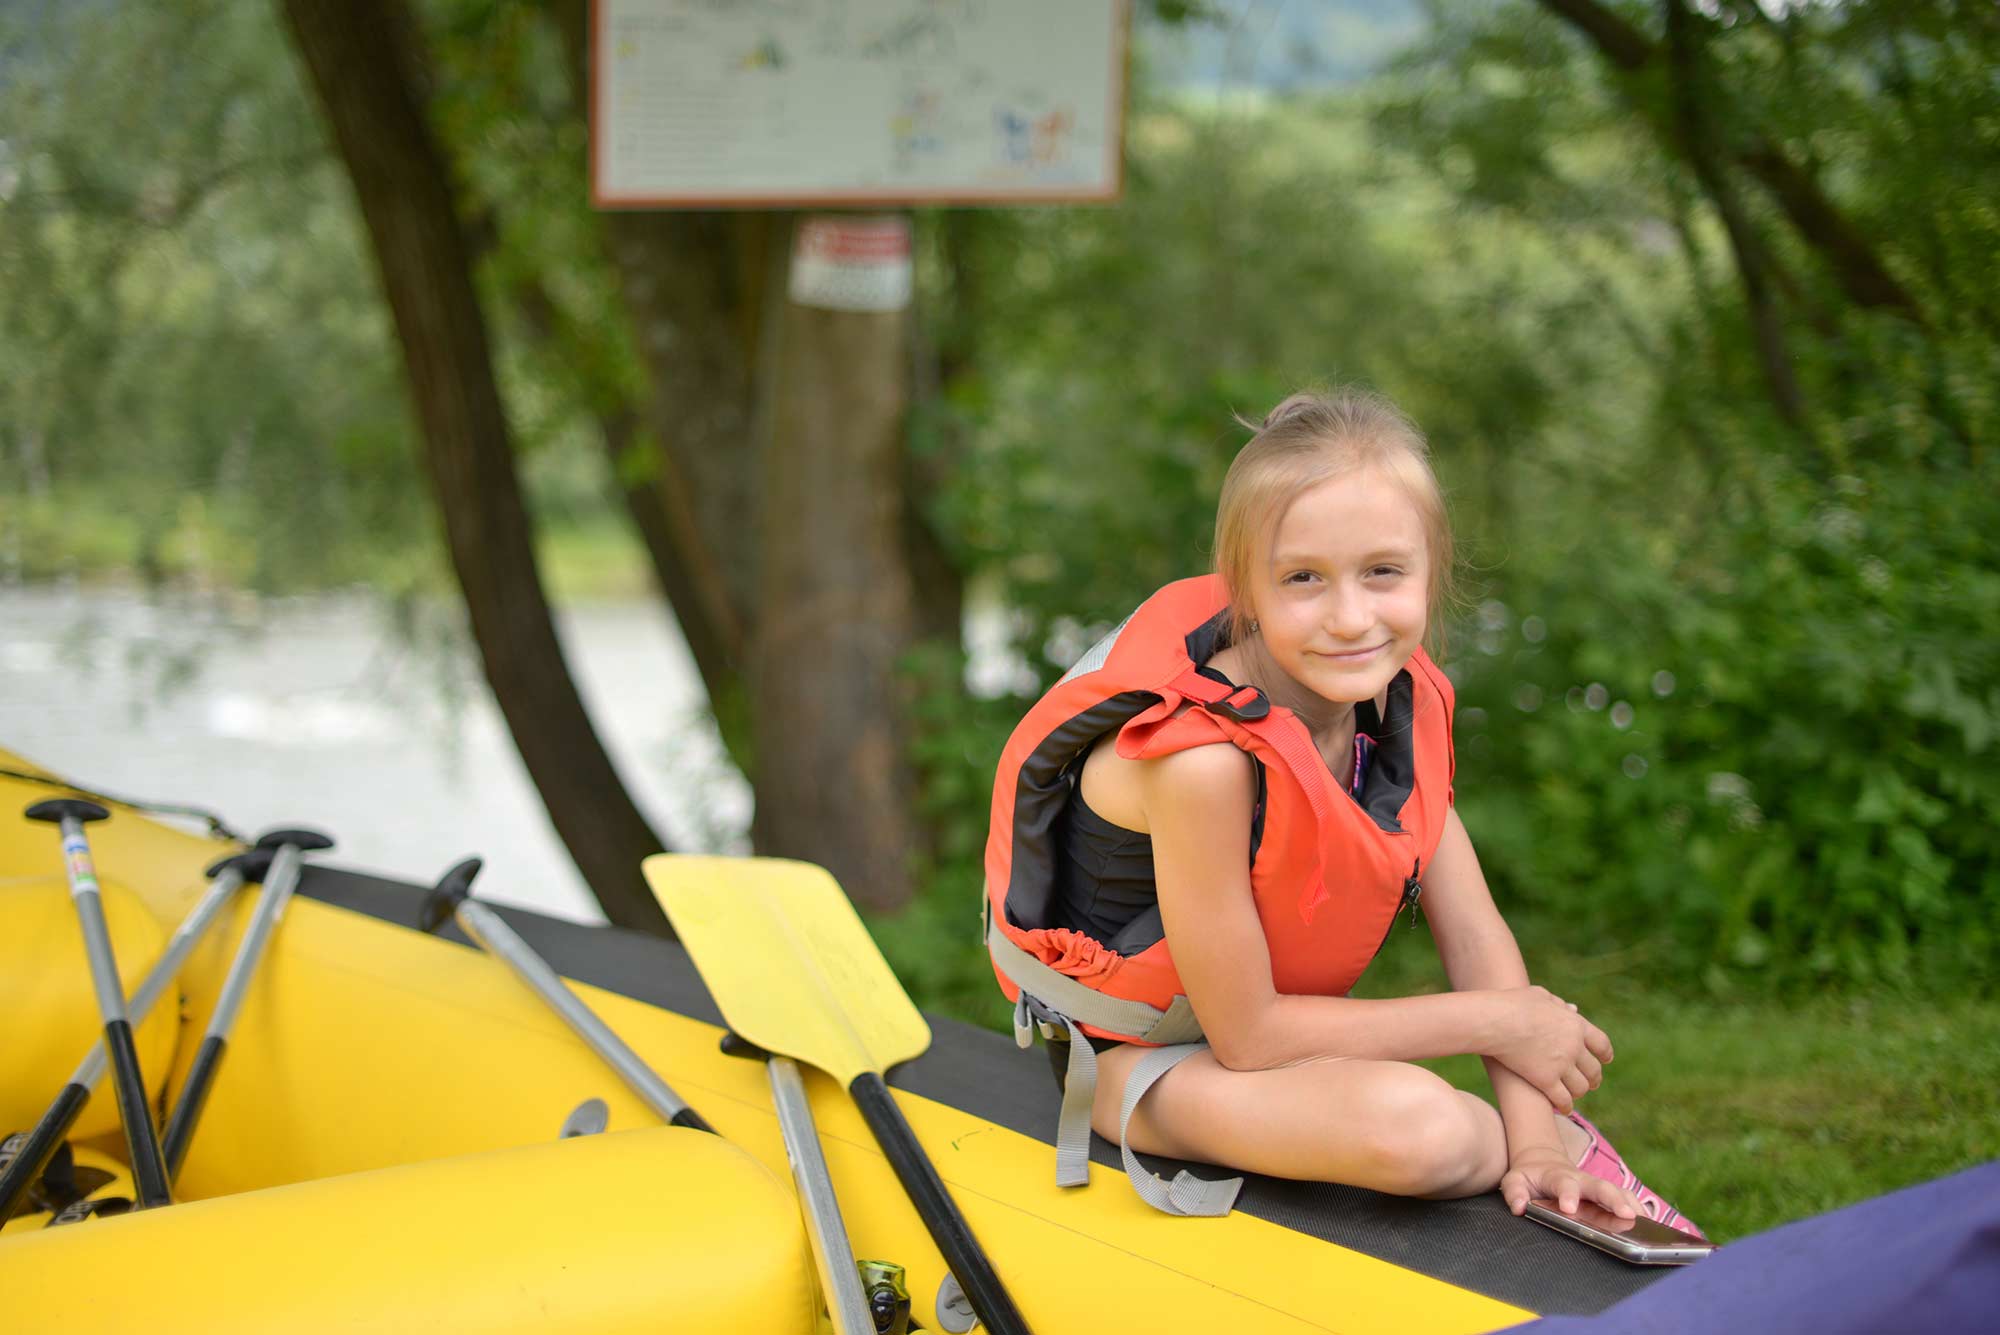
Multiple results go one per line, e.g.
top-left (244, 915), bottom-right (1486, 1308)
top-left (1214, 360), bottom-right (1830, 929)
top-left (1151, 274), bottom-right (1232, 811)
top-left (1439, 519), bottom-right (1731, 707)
top-left (2, 0), bottom-right (1993, 999)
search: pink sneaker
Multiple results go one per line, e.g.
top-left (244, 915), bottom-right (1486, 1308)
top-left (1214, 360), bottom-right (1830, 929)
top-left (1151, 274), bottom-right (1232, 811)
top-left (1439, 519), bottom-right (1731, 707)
top-left (1566, 1112), bottom-right (1707, 1240)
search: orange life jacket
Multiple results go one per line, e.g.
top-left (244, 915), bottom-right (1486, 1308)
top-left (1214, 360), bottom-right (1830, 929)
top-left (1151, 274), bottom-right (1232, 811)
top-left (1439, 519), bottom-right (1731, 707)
top-left (984, 575), bottom-right (1457, 1044)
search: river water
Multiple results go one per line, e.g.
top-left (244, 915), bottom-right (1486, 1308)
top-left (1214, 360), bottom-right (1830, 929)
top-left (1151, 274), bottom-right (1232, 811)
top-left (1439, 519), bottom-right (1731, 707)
top-left (0, 585), bottom-right (752, 922)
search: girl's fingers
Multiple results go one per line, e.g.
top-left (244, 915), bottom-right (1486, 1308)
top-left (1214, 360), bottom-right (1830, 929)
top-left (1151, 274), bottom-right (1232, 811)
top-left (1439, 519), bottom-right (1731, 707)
top-left (1585, 1023), bottom-right (1615, 1064)
top-left (1580, 1172), bottom-right (1639, 1219)
top-left (1563, 1067), bottom-right (1590, 1101)
top-left (1579, 1051), bottom-right (1604, 1089)
top-left (1543, 1080), bottom-right (1574, 1113)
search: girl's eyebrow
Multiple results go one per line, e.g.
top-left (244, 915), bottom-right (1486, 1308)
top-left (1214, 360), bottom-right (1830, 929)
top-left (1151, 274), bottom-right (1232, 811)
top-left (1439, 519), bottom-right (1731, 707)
top-left (1271, 544), bottom-right (1418, 566)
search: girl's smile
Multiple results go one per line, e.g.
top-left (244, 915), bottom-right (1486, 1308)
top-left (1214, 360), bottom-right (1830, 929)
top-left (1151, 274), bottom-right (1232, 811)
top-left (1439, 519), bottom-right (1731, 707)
top-left (1250, 468), bottom-right (1431, 710)
top-left (1312, 643), bottom-right (1389, 663)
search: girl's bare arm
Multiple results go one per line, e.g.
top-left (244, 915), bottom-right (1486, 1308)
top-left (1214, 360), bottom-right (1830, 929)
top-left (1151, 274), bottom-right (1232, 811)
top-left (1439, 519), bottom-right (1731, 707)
top-left (1141, 748), bottom-right (1603, 1085)
top-left (1422, 808), bottom-right (1582, 1165)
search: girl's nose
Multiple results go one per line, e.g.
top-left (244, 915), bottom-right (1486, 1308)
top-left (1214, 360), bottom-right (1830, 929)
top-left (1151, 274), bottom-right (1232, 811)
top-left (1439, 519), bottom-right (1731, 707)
top-left (1324, 583), bottom-right (1373, 638)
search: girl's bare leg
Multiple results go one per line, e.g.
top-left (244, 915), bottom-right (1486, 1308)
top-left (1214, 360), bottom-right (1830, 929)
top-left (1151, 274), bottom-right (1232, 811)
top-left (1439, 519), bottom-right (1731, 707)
top-left (1089, 1043), bottom-right (1516, 1199)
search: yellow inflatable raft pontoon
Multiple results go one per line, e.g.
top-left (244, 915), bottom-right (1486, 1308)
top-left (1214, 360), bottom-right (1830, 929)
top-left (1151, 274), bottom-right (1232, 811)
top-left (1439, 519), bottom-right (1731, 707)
top-left (0, 751), bottom-right (1666, 1332)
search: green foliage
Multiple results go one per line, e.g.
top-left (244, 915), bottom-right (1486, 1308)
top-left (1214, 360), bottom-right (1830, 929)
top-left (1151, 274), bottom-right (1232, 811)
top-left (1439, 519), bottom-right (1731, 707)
top-left (893, 638), bottom-right (1029, 1031)
top-left (904, 0), bottom-right (2000, 1009)
top-left (0, 0), bottom-right (628, 596)
top-left (1451, 350), bottom-right (2000, 990)
top-left (0, 2), bottom-right (445, 593)
top-left (7, 0), bottom-right (1993, 1004)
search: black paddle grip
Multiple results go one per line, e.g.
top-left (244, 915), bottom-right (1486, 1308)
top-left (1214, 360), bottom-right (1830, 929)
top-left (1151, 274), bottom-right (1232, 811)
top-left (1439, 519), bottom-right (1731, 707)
top-left (670, 1106), bottom-right (717, 1134)
top-left (0, 1083), bottom-right (91, 1220)
top-left (850, 1072), bottom-right (1033, 1335)
top-left (104, 1019), bottom-right (172, 1208)
top-left (23, 798), bottom-right (110, 824)
top-left (161, 1034), bottom-right (226, 1182)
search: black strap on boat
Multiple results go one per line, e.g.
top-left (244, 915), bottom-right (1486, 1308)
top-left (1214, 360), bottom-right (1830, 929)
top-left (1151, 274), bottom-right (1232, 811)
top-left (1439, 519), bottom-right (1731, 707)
top-left (0, 767), bottom-right (245, 842)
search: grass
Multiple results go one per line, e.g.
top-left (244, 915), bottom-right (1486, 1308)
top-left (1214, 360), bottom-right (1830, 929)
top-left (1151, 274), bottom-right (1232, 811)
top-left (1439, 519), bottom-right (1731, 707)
top-left (1349, 921), bottom-right (2000, 1241)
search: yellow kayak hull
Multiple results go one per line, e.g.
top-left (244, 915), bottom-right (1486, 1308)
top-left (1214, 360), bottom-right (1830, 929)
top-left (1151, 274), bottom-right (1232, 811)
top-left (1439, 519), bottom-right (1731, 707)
top-left (0, 755), bottom-right (1539, 1333)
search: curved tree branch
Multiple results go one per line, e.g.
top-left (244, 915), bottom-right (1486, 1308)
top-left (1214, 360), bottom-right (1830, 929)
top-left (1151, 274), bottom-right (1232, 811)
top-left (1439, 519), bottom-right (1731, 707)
top-left (1663, 0), bottom-right (1804, 427)
top-left (1537, 0), bottom-right (1926, 325)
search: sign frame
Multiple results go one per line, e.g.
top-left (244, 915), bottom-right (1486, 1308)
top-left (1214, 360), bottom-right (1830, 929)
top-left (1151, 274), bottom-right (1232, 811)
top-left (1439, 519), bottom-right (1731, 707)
top-left (589, 0), bottom-right (1129, 210)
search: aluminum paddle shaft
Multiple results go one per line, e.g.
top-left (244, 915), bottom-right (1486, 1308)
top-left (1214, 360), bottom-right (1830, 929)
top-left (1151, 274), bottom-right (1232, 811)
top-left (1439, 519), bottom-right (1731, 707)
top-left (767, 1055), bottom-right (875, 1335)
top-left (161, 827), bottom-right (334, 1181)
top-left (0, 859), bottom-right (246, 1219)
top-left (420, 858), bottom-right (713, 1133)
top-left (23, 799), bottom-right (172, 1208)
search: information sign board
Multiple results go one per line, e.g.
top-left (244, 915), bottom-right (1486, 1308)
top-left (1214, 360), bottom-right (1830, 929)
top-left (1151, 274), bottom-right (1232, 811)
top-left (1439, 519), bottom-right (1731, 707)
top-left (591, 0), bottom-right (1127, 208)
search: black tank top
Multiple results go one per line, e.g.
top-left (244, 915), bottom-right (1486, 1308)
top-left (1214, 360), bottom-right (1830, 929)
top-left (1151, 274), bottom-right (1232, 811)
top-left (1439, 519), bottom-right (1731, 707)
top-left (1053, 784), bottom-right (1164, 953)
top-left (1053, 730), bottom-right (1379, 955)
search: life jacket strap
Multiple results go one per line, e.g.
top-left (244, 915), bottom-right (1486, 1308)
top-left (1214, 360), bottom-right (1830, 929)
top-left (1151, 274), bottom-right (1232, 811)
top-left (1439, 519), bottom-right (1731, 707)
top-left (990, 917), bottom-right (1241, 1216)
top-left (1011, 993), bottom-right (1099, 1188)
top-left (987, 916), bottom-right (1206, 1045)
top-left (1119, 1044), bottom-right (1242, 1217)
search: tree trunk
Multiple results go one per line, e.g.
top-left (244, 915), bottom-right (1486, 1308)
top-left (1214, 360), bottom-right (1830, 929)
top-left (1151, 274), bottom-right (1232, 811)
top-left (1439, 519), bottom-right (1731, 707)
top-left (280, 0), bottom-right (671, 933)
top-left (753, 259), bottom-right (920, 911)
top-left (543, 1), bottom-right (946, 908)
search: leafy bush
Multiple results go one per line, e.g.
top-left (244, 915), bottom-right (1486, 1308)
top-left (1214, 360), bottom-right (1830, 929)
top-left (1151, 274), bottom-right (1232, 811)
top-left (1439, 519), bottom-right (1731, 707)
top-left (1452, 348), bottom-right (1999, 989)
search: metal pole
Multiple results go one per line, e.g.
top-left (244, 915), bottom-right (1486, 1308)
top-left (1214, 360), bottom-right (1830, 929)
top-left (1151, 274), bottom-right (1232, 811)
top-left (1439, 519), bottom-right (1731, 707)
top-left (160, 828), bottom-right (332, 1181)
top-left (0, 863), bottom-right (245, 1219)
top-left (23, 799), bottom-right (172, 1208)
top-left (769, 1056), bottom-right (876, 1335)
top-left (452, 894), bottom-right (714, 1132)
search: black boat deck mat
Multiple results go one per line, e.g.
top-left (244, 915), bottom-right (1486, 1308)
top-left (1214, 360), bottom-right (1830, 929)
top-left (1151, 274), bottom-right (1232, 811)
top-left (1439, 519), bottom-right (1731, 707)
top-left (302, 863), bottom-right (1669, 1318)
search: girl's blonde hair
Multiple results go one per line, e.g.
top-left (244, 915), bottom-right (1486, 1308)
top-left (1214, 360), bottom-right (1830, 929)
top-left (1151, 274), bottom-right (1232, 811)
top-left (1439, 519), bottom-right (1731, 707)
top-left (1214, 388), bottom-right (1456, 652)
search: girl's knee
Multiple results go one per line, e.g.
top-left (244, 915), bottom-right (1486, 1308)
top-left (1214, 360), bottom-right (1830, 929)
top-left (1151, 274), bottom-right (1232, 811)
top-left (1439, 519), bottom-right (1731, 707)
top-left (1353, 1071), bottom-right (1493, 1197)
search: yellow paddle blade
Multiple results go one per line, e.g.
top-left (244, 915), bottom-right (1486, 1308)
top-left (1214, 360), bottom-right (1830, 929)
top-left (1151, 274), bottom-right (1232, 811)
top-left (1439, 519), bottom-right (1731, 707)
top-left (643, 854), bottom-right (931, 1088)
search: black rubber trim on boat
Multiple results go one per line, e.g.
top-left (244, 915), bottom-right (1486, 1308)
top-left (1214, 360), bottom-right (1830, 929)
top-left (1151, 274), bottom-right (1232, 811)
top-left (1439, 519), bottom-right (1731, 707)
top-left (294, 862), bottom-right (1671, 1318)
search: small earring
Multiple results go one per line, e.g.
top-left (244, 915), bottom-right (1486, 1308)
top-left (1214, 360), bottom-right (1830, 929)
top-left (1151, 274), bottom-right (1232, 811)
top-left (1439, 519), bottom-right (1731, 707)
top-left (1248, 619), bottom-right (1260, 634)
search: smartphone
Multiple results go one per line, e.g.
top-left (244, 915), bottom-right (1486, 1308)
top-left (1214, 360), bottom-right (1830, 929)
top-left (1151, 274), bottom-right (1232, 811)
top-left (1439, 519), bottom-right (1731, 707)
top-left (1523, 1199), bottom-right (1717, 1265)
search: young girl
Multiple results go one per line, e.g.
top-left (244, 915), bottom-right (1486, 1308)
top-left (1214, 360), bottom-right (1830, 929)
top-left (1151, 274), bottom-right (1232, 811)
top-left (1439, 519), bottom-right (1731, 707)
top-left (983, 389), bottom-right (1700, 1234)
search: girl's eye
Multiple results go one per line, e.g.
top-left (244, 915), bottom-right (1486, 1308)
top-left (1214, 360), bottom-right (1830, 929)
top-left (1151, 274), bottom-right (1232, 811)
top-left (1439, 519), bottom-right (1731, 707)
top-left (1368, 566), bottom-right (1404, 580)
top-left (1283, 570), bottom-right (1318, 585)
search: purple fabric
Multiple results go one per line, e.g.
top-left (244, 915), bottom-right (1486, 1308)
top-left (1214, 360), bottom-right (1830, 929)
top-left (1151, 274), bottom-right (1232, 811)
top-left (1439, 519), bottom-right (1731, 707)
top-left (1350, 732), bottom-right (1376, 797)
top-left (1505, 1160), bottom-right (2000, 1334)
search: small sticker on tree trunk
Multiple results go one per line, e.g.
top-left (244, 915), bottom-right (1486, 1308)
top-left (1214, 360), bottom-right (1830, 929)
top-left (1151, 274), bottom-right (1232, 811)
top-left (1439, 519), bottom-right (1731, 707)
top-left (788, 215), bottom-right (912, 312)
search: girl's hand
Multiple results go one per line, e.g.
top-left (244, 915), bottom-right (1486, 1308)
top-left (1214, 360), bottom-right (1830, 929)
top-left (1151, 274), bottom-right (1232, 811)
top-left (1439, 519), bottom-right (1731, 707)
top-left (1484, 986), bottom-right (1613, 1113)
top-left (1500, 1146), bottom-right (1640, 1219)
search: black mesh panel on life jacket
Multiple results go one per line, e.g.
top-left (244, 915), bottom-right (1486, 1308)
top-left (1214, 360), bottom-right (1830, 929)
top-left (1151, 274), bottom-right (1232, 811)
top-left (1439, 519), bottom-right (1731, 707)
top-left (1354, 670), bottom-right (1416, 832)
top-left (1184, 607), bottom-right (1232, 665)
top-left (1004, 691), bottom-right (1163, 932)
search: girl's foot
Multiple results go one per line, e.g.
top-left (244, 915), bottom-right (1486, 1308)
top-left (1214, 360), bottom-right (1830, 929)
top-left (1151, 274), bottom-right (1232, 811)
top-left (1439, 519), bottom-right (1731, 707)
top-left (1565, 1112), bottom-right (1707, 1240)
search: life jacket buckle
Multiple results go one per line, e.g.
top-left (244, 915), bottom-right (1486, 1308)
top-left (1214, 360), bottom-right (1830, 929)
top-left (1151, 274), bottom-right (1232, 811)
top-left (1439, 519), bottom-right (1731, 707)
top-left (1206, 684), bottom-right (1270, 723)
top-left (1020, 991), bottom-right (1070, 1043)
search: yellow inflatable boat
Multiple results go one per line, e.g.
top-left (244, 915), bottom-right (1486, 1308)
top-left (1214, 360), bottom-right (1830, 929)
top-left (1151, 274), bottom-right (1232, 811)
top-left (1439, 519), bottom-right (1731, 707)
top-left (0, 751), bottom-right (1666, 1332)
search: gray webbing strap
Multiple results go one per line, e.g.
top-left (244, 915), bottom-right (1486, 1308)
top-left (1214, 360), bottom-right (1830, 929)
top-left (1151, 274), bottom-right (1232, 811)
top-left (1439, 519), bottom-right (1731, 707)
top-left (1014, 990), bottom-right (1242, 1215)
top-left (1012, 992), bottom-right (1096, 1187)
top-left (987, 916), bottom-right (1206, 1045)
top-left (1119, 1043), bottom-right (1243, 1216)
top-left (991, 913), bottom-right (1240, 1214)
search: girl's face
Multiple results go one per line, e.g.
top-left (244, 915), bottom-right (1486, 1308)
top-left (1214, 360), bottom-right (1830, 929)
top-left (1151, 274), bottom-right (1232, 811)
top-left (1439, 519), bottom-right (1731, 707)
top-left (1251, 468), bottom-right (1430, 707)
